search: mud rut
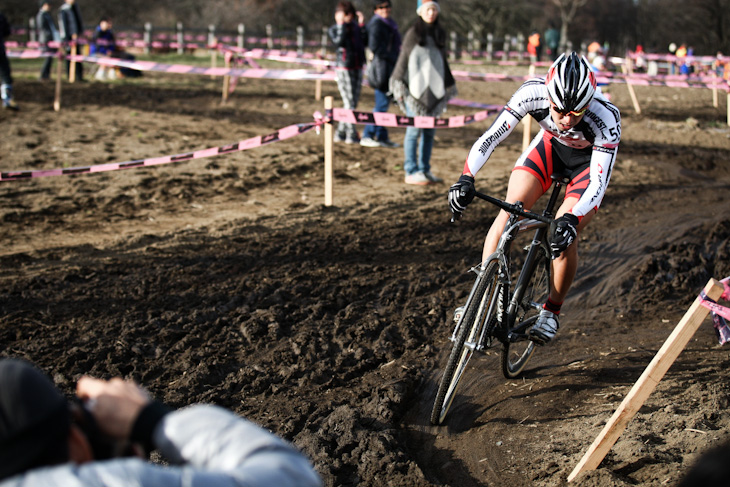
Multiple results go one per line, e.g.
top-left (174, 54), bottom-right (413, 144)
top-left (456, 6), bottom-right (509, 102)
top-left (1, 72), bottom-right (730, 486)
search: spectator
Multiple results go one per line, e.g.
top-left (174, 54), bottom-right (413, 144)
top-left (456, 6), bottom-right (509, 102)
top-left (37, 0), bottom-right (60, 81)
top-left (544, 23), bottom-right (559, 61)
top-left (360, 0), bottom-right (401, 149)
top-left (58, 0), bottom-right (84, 81)
top-left (633, 44), bottom-right (646, 72)
top-left (0, 11), bottom-right (17, 110)
top-left (91, 17), bottom-right (117, 80)
top-left (390, 0), bottom-right (456, 185)
top-left (527, 30), bottom-right (541, 63)
top-left (0, 357), bottom-right (323, 486)
top-left (328, 1), bottom-right (367, 144)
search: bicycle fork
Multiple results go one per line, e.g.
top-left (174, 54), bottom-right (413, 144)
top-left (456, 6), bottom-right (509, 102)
top-left (449, 263), bottom-right (506, 352)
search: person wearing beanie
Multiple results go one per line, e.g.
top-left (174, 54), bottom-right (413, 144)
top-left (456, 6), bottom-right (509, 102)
top-left (36, 0), bottom-right (60, 81)
top-left (0, 357), bottom-right (322, 486)
top-left (360, 0), bottom-right (401, 148)
top-left (390, 0), bottom-right (456, 185)
top-left (416, 0), bottom-right (441, 15)
top-left (328, 0), bottom-right (368, 144)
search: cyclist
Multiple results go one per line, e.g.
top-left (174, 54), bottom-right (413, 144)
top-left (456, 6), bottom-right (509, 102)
top-left (448, 52), bottom-right (621, 345)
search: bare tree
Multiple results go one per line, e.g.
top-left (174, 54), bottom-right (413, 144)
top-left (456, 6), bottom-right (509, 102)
top-left (552, 0), bottom-right (588, 51)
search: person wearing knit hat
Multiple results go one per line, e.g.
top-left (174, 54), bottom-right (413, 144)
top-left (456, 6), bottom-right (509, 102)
top-left (0, 357), bottom-right (322, 486)
top-left (417, 0), bottom-right (440, 15)
top-left (390, 0), bottom-right (456, 185)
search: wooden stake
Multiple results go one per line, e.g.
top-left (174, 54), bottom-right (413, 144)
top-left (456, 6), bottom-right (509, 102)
top-left (315, 79), bottom-right (322, 101)
top-left (69, 44), bottom-right (76, 83)
top-left (324, 96), bottom-right (334, 206)
top-left (53, 53), bottom-right (62, 111)
top-left (221, 55), bottom-right (230, 104)
top-left (621, 63), bottom-right (641, 114)
top-left (712, 72), bottom-right (719, 108)
top-left (567, 278), bottom-right (725, 482)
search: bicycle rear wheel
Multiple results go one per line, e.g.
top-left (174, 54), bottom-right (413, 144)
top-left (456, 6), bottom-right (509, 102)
top-left (501, 242), bottom-right (551, 379)
top-left (430, 260), bottom-right (501, 425)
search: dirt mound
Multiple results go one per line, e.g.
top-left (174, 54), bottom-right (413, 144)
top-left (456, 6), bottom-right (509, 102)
top-left (1, 70), bottom-right (730, 486)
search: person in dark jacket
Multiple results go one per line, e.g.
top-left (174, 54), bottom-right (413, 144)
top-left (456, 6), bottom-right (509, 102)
top-left (360, 0), bottom-right (401, 148)
top-left (36, 0), bottom-right (60, 81)
top-left (0, 357), bottom-right (323, 486)
top-left (0, 11), bottom-right (18, 109)
top-left (328, 0), bottom-right (367, 144)
top-left (58, 0), bottom-right (84, 81)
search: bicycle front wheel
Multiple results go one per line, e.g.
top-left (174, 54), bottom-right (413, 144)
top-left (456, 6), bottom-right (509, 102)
top-left (501, 243), bottom-right (550, 379)
top-left (431, 260), bottom-right (501, 425)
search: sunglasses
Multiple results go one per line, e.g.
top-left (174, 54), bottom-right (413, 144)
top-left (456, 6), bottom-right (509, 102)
top-left (550, 102), bottom-right (587, 117)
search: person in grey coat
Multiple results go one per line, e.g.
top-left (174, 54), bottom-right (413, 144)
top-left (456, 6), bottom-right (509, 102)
top-left (37, 0), bottom-right (60, 80)
top-left (0, 358), bottom-right (322, 487)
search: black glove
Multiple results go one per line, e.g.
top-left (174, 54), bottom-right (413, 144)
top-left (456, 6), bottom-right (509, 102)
top-left (550, 213), bottom-right (579, 258)
top-left (448, 175), bottom-right (476, 216)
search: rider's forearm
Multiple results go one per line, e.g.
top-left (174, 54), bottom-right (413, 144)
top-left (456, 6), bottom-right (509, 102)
top-left (464, 109), bottom-right (520, 177)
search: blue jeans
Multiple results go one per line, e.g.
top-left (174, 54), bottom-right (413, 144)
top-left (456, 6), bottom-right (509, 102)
top-left (403, 106), bottom-right (435, 175)
top-left (362, 89), bottom-right (391, 141)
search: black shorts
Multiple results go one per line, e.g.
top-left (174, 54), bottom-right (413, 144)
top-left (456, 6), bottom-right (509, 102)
top-left (514, 131), bottom-right (592, 201)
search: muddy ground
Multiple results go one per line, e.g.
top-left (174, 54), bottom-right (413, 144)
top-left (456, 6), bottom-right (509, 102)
top-left (1, 60), bottom-right (730, 486)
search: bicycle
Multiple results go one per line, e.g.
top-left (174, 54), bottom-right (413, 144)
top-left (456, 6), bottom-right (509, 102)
top-left (430, 172), bottom-right (570, 426)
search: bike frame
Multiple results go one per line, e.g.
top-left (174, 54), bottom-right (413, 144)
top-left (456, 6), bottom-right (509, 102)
top-left (450, 174), bottom-right (569, 348)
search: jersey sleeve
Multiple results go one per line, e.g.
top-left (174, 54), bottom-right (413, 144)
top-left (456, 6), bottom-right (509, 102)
top-left (572, 99), bottom-right (621, 217)
top-left (464, 79), bottom-right (544, 177)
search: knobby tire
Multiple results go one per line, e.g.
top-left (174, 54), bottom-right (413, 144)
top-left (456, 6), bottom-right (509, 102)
top-left (501, 243), bottom-right (551, 379)
top-left (430, 260), bottom-right (500, 425)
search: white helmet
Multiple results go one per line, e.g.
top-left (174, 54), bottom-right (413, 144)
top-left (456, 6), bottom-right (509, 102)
top-left (545, 52), bottom-right (597, 112)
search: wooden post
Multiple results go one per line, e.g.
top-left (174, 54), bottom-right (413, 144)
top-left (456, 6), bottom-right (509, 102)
top-left (143, 22), bottom-right (151, 55)
top-left (29, 17), bottom-right (37, 43)
top-left (209, 25), bottom-right (217, 80)
top-left (237, 24), bottom-right (245, 50)
top-left (176, 22), bottom-right (184, 55)
top-left (69, 43), bottom-right (76, 83)
top-left (567, 278), bottom-right (725, 482)
top-left (297, 26), bottom-right (304, 56)
top-left (320, 26), bottom-right (328, 59)
top-left (727, 91), bottom-right (730, 127)
top-left (222, 55), bottom-right (231, 104)
top-left (266, 24), bottom-right (274, 50)
top-left (621, 62), bottom-right (641, 114)
top-left (711, 71), bottom-right (719, 108)
top-left (324, 96), bottom-right (334, 207)
top-left (53, 51), bottom-right (63, 111)
top-left (449, 32), bottom-right (457, 61)
top-left (486, 33), bottom-right (493, 62)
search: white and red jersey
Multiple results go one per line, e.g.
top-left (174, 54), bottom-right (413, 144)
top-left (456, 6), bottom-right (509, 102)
top-left (465, 77), bottom-right (621, 217)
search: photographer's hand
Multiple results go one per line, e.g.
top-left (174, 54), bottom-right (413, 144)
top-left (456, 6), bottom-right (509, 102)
top-left (76, 377), bottom-right (151, 441)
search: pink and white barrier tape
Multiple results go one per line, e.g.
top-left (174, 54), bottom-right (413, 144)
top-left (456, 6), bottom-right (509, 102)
top-left (1, 104), bottom-right (497, 182)
top-left (1, 121), bottom-right (321, 182)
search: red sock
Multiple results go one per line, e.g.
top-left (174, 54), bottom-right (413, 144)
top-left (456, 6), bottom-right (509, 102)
top-left (543, 298), bottom-right (563, 315)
